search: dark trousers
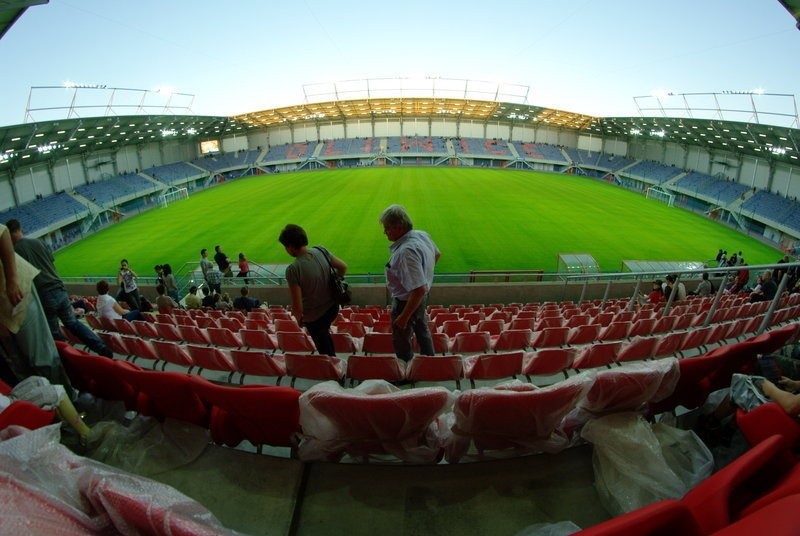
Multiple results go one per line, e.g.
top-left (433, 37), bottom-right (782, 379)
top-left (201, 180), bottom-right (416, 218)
top-left (391, 296), bottom-right (433, 362)
top-left (39, 287), bottom-right (109, 355)
top-left (304, 304), bottom-right (339, 356)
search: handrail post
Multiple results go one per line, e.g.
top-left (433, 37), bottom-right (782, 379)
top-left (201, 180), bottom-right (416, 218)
top-left (757, 272), bottom-right (790, 335)
top-left (703, 273), bottom-right (728, 327)
top-left (628, 277), bottom-right (642, 311)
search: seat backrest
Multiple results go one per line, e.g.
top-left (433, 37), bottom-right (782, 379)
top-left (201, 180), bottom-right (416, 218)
top-left (464, 351), bottom-right (523, 380)
top-left (150, 339), bottom-right (195, 368)
top-left (239, 328), bottom-right (277, 351)
top-left (346, 354), bottom-right (405, 382)
top-left (301, 385), bottom-right (452, 444)
top-left (451, 331), bottom-right (491, 354)
top-left (285, 353), bottom-right (344, 381)
top-left (453, 376), bottom-right (589, 442)
top-left (522, 348), bottom-right (576, 376)
top-left (230, 349), bottom-right (286, 378)
top-left (476, 319), bottom-right (505, 335)
top-left (192, 376), bottom-right (300, 447)
top-left (186, 344), bottom-right (234, 372)
top-left (128, 368), bottom-right (209, 427)
top-left (492, 329), bottom-right (533, 351)
top-left (277, 331), bottom-right (316, 353)
top-left (405, 355), bottom-right (463, 383)
top-left (362, 332), bottom-right (395, 354)
top-left (335, 321), bottom-right (366, 338)
top-left (442, 319), bottom-right (471, 338)
top-left (581, 359), bottom-right (680, 414)
top-left (207, 327), bottom-right (244, 348)
top-left (57, 341), bottom-right (140, 408)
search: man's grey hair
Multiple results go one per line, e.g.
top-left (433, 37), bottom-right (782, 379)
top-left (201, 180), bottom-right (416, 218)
top-left (379, 204), bottom-right (413, 231)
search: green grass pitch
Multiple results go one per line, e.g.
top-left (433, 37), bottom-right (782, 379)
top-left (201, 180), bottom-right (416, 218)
top-left (53, 167), bottom-right (783, 277)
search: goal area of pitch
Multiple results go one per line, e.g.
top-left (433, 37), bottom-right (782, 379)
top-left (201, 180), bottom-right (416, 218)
top-left (645, 187), bottom-right (675, 207)
top-left (158, 187), bottom-right (189, 208)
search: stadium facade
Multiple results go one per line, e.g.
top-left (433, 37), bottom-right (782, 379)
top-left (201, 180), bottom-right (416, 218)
top-left (1, 93), bottom-right (799, 257)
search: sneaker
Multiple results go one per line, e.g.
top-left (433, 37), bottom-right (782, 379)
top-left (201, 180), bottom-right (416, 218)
top-left (98, 347), bottom-right (114, 358)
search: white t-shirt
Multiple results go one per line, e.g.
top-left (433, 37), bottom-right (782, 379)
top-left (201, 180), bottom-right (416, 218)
top-left (97, 293), bottom-right (122, 320)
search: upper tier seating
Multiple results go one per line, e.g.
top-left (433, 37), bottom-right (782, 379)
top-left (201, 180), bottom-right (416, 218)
top-left (189, 150), bottom-right (260, 172)
top-left (143, 162), bottom-right (206, 185)
top-left (385, 136), bottom-right (448, 154)
top-left (262, 142), bottom-right (319, 162)
top-left (562, 148), bottom-right (635, 171)
top-left (317, 138), bottom-right (381, 157)
top-left (623, 160), bottom-right (683, 184)
top-left (75, 173), bottom-right (158, 208)
top-left (510, 141), bottom-right (568, 163)
top-left (454, 137), bottom-right (512, 157)
top-left (0, 192), bottom-right (88, 234)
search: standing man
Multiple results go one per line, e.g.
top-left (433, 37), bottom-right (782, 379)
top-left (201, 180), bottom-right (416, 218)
top-left (278, 224), bottom-right (347, 356)
top-left (199, 248), bottom-right (214, 286)
top-left (214, 245), bottom-right (233, 277)
top-left (7, 219), bottom-right (112, 358)
top-left (380, 204), bottom-right (440, 361)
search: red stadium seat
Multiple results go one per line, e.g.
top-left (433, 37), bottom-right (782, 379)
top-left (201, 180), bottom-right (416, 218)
top-left (191, 376), bottom-right (300, 450)
top-left (405, 355), bottom-right (464, 389)
top-left (284, 353), bottom-right (345, 388)
top-left (445, 375), bottom-right (593, 463)
top-left (463, 351), bottom-right (523, 388)
top-left (298, 382), bottom-right (453, 463)
top-left (346, 354), bottom-right (406, 385)
top-left (230, 349), bottom-right (287, 385)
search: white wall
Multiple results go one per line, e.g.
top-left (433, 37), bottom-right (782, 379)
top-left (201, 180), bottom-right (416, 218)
top-left (459, 121), bottom-right (484, 138)
top-left (269, 127), bottom-right (293, 146)
top-left (430, 120), bottom-right (457, 137)
top-left (485, 122), bottom-right (511, 140)
top-left (400, 118), bottom-right (429, 136)
top-left (221, 136), bottom-right (249, 153)
top-left (348, 119), bottom-right (373, 138)
top-left (319, 122), bottom-right (345, 140)
top-left (293, 125), bottom-right (317, 143)
top-left (0, 180), bottom-right (14, 211)
top-left (577, 135), bottom-right (602, 152)
top-left (373, 119), bottom-right (401, 137)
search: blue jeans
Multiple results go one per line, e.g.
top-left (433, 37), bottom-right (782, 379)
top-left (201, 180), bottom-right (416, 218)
top-left (391, 296), bottom-right (434, 362)
top-left (39, 287), bottom-right (108, 355)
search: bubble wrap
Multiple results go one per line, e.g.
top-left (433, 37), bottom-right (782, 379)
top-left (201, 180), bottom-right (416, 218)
top-left (0, 424), bottom-right (243, 535)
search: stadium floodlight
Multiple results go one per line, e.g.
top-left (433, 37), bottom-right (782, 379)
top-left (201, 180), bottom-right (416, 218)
top-left (161, 129), bottom-right (177, 137)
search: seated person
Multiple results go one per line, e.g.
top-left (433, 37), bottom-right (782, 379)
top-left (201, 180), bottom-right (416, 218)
top-left (183, 286), bottom-right (202, 309)
top-left (689, 272), bottom-right (713, 296)
top-left (751, 270), bottom-right (778, 303)
top-left (155, 284), bottom-right (179, 313)
top-left (201, 286), bottom-right (215, 308)
top-left (640, 279), bottom-right (665, 304)
top-left (760, 377), bottom-right (800, 416)
top-left (214, 293), bottom-right (232, 310)
top-left (232, 286), bottom-right (260, 312)
top-left (96, 280), bottom-right (143, 322)
top-left (1, 375), bottom-right (91, 441)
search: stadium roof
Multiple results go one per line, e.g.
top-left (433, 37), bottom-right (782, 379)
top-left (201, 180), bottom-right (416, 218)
top-left (778, 0), bottom-right (800, 28)
top-left (0, 114), bottom-right (251, 170)
top-left (0, 0), bottom-right (47, 40)
top-left (1, 96), bottom-right (798, 170)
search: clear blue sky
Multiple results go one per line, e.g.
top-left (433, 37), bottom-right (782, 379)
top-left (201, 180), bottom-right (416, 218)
top-left (1, 0), bottom-right (798, 128)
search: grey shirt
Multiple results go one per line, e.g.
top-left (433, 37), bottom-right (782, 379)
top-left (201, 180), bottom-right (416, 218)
top-left (285, 247), bottom-right (335, 322)
top-left (13, 236), bottom-right (63, 293)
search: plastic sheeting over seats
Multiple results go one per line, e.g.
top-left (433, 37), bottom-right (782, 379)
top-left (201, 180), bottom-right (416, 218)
top-left (299, 380), bottom-right (455, 463)
top-left (0, 424), bottom-right (243, 536)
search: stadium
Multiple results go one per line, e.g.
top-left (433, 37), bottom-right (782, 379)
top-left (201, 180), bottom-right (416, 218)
top-left (1, 2), bottom-right (800, 535)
